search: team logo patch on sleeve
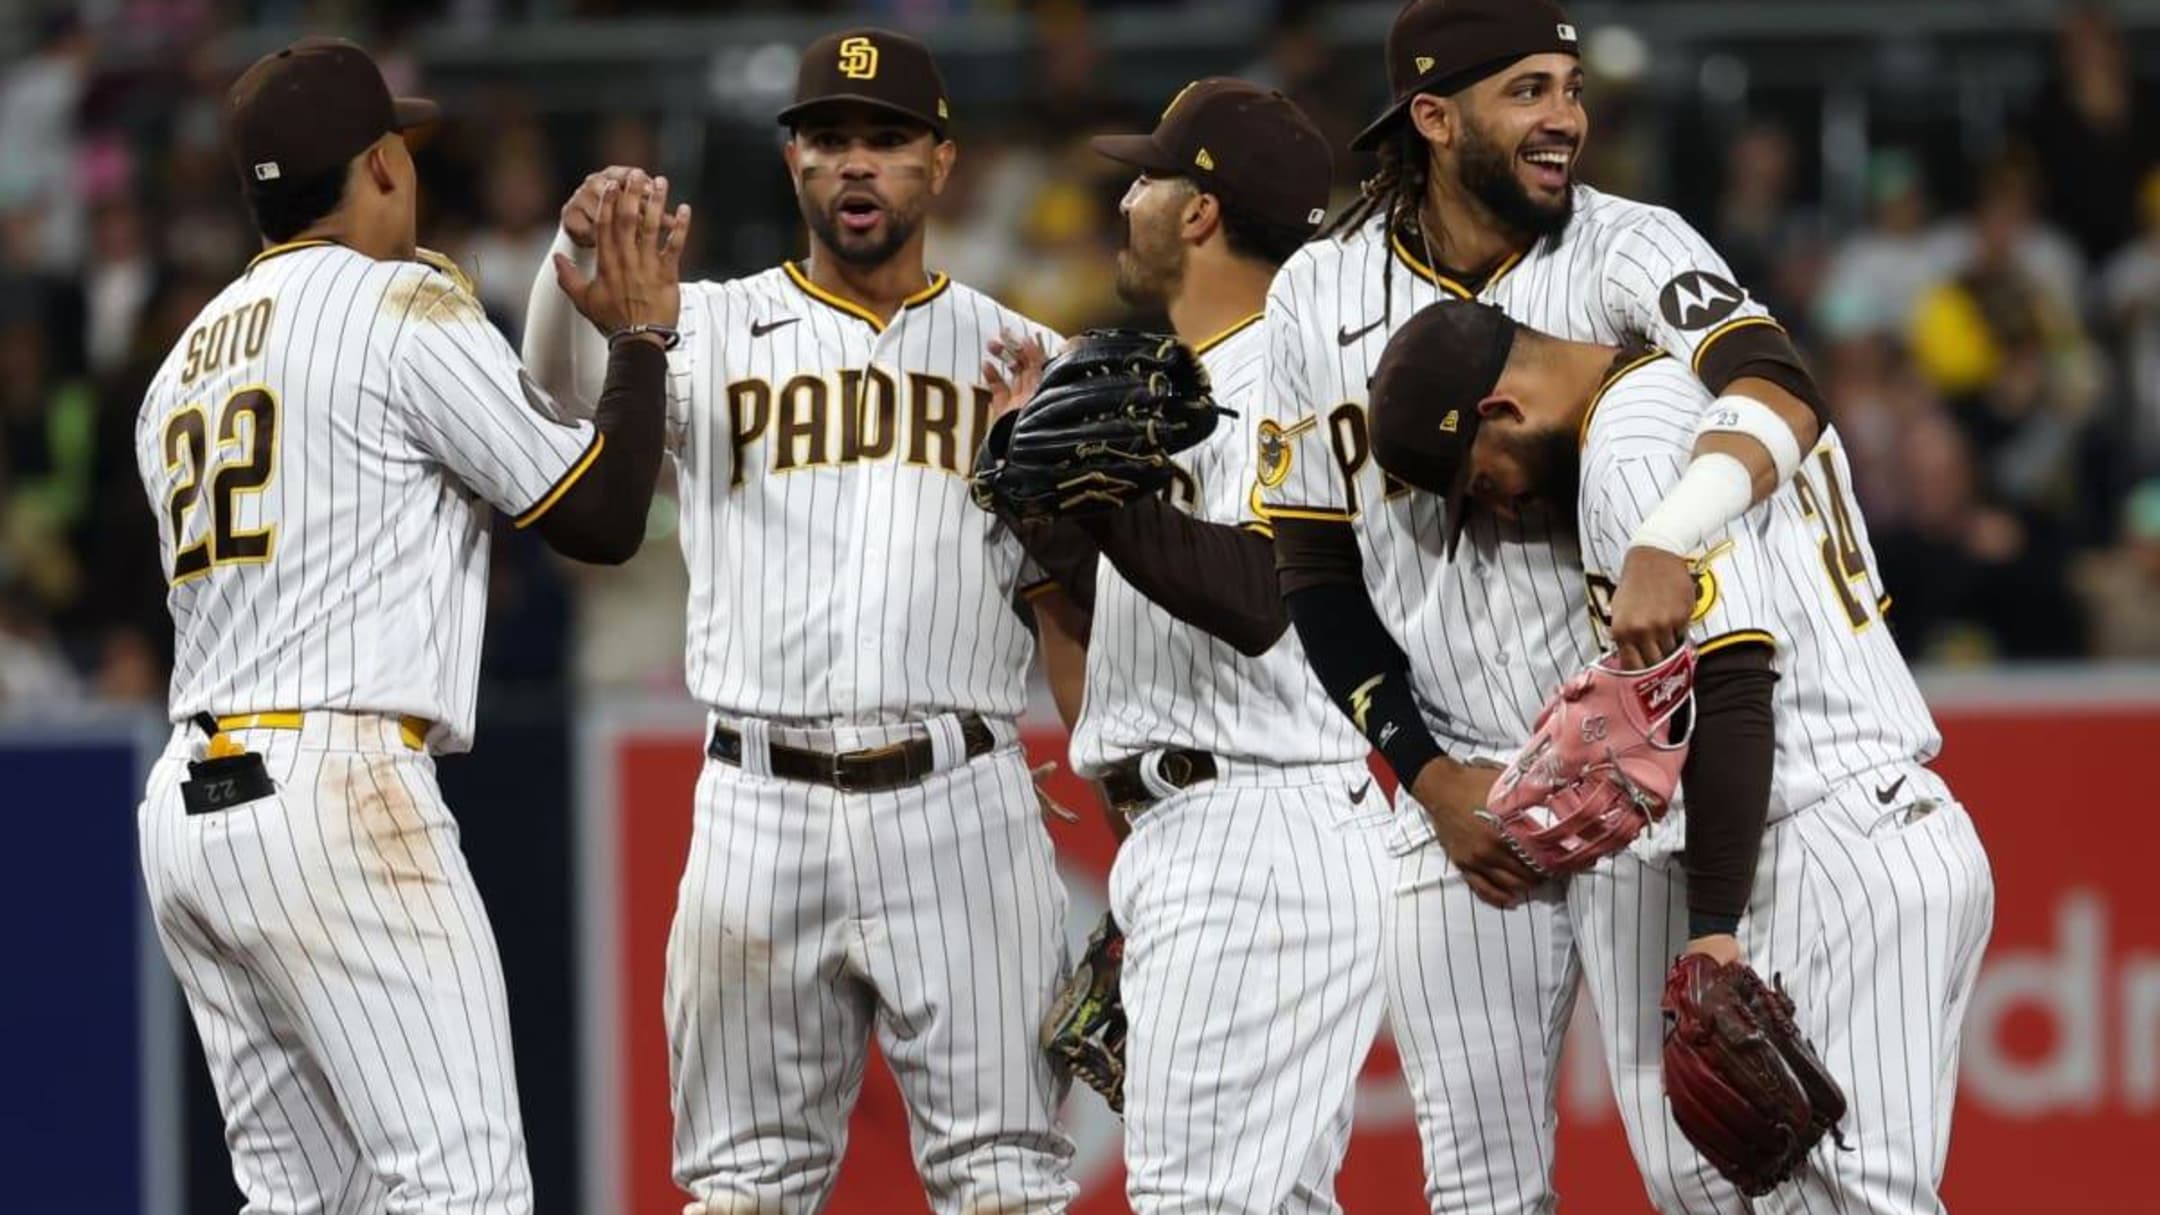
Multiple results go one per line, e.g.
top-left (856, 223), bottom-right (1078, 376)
top-left (1658, 270), bottom-right (1747, 331)
top-left (1256, 418), bottom-right (1297, 488)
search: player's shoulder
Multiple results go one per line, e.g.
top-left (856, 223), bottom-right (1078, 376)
top-left (1196, 314), bottom-right (1268, 394)
top-left (1567, 185), bottom-right (1706, 253)
top-left (1581, 348), bottom-right (1710, 462)
top-left (931, 275), bottom-right (1057, 343)
top-left (1270, 218), bottom-right (1382, 300)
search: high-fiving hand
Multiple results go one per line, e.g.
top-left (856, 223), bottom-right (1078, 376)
top-left (554, 171), bottom-right (690, 340)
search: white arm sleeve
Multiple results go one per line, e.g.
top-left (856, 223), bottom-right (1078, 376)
top-left (521, 228), bottom-right (609, 421)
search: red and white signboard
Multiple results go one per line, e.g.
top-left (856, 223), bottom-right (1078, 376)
top-left (578, 673), bottom-right (2156, 1213)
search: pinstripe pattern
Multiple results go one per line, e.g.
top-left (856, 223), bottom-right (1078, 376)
top-left (137, 243), bottom-right (597, 754)
top-left (667, 726), bottom-right (1074, 1213)
top-left (662, 267), bottom-right (1060, 724)
top-left (1070, 321), bottom-right (1368, 774)
top-left (138, 715), bottom-right (529, 1214)
top-left (1580, 365), bottom-right (1940, 817)
top-left (1257, 188), bottom-right (1811, 1212)
top-left (1569, 767), bottom-right (1993, 1215)
top-left (1109, 762), bottom-right (1390, 1215)
top-left (1569, 368), bottom-right (1993, 1214)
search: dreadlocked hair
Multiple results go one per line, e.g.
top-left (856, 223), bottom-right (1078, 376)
top-left (1319, 118), bottom-right (1432, 244)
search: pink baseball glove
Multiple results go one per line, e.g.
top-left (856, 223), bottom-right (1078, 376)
top-left (1476, 644), bottom-right (1697, 877)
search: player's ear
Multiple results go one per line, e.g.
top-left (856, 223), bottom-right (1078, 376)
top-left (929, 138), bottom-right (957, 195)
top-left (362, 138), bottom-right (397, 195)
top-left (1408, 93), bottom-right (1455, 150)
top-left (782, 138), bottom-right (801, 180)
top-left (1476, 392), bottom-right (1526, 425)
top-left (1183, 190), bottom-right (1221, 247)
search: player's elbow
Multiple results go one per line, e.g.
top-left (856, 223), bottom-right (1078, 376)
top-left (1223, 613), bottom-right (1288, 658)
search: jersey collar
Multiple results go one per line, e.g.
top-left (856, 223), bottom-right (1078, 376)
top-left (246, 238), bottom-right (339, 272)
top-left (1191, 311), bottom-right (1264, 356)
top-left (782, 260), bottom-right (951, 333)
top-left (1388, 227), bottom-right (1526, 299)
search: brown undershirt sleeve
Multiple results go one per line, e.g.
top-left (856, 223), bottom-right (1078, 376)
top-left (1077, 497), bottom-right (1288, 658)
top-left (1678, 641), bottom-right (1779, 936)
top-left (530, 336), bottom-right (667, 565)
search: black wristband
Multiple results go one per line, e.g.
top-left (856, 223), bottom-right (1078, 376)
top-left (1688, 909), bottom-right (1742, 939)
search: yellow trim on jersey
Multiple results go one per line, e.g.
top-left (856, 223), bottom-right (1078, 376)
top-left (1389, 234), bottom-right (1526, 299)
top-left (1696, 629), bottom-right (1777, 657)
top-left (782, 260), bottom-right (952, 333)
top-left (1689, 315), bottom-right (1786, 374)
top-left (1877, 593), bottom-right (1894, 616)
top-left (1192, 311), bottom-right (1265, 356)
top-left (1265, 504), bottom-right (1355, 522)
top-left (246, 239), bottom-right (336, 271)
top-left (1577, 349), bottom-right (1673, 447)
top-left (1241, 520), bottom-right (1275, 540)
top-left (513, 432), bottom-right (606, 529)
top-left (215, 712), bottom-right (430, 751)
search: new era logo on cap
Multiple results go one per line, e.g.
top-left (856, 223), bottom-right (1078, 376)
top-left (1195, 147), bottom-right (1215, 171)
top-left (1438, 409), bottom-right (1460, 433)
top-left (1415, 55), bottom-right (1436, 73)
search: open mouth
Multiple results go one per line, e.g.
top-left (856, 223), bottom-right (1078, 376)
top-left (836, 194), bottom-right (885, 233)
top-left (1520, 146), bottom-right (1574, 193)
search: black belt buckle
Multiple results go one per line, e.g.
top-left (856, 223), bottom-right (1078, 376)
top-left (182, 753), bottom-right (275, 816)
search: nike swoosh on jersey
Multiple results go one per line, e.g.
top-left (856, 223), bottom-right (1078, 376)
top-left (1338, 317), bottom-right (1385, 346)
top-left (1349, 778), bottom-right (1373, 805)
top-left (750, 316), bottom-right (800, 337)
top-left (1874, 774), bottom-right (1908, 805)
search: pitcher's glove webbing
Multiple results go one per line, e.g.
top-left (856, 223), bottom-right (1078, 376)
top-left (1042, 912), bottom-right (1126, 1113)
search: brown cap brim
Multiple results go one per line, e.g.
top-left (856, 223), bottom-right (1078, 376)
top-left (1350, 96), bottom-right (1412, 152)
top-left (392, 97), bottom-right (439, 130)
top-left (777, 95), bottom-right (945, 136)
top-left (1090, 132), bottom-right (1182, 175)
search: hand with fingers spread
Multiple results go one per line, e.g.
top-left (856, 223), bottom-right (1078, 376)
top-left (1410, 757), bottom-right (1540, 908)
top-left (555, 173), bottom-right (692, 342)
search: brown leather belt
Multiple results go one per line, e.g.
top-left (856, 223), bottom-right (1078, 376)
top-left (1099, 748), bottom-right (1219, 815)
top-left (706, 714), bottom-right (997, 792)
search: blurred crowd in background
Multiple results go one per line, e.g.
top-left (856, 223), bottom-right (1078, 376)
top-left (4, 0), bottom-right (2160, 709)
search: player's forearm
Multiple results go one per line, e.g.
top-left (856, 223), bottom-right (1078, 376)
top-left (521, 229), bottom-right (608, 416)
top-left (1080, 498), bottom-right (1287, 658)
top-left (1009, 517), bottom-right (1101, 615)
top-left (1700, 379), bottom-right (1821, 502)
top-left (532, 336), bottom-right (667, 564)
top-left (1633, 378), bottom-right (1821, 559)
top-left (1677, 643), bottom-right (1779, 936)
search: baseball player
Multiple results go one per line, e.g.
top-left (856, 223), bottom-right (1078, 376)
top-left (1001, 81), bottom-right (1390, 1214)
top-left (1256, 1), bottom-right (1840, 1209)
top-left (1363, 297), bottom-right (1995, 1214)
top-left (134, 38), bottom-right (684, 1214)
top-left (521, 30), bottom-right (1078, 1214)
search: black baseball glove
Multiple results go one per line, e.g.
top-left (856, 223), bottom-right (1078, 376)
top-left (1042, 912), bottom-right (1127, 1113)
top-left (971, 330), bottom-right (1226, 521)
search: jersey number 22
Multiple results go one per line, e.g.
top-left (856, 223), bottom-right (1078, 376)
top-left (164, 387), bottom-right (279, 584)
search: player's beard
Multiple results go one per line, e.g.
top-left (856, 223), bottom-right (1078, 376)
top-left (1508, 422), bottom-right (1584, 514)
top-left (1457, 119), bottom-right (1575, 242)
top-left (803, 191), bottom-right (923, 268)
top-left (1115, 212), bottom-right (1184, 308)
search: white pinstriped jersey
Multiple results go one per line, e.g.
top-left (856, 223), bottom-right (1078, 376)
top-left (1068, 316), bottom-right (1369, 775)
top-left (1259, 187), bottom-right (1787, 750)
top-left (136, 240), bottom-right (599, 752)
top-left (1578, 354), bottom-right (1941, 817)
top-left (665, 263), bottom-right (1060, 724)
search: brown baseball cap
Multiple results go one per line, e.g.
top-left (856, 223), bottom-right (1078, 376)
top-left (1368, 299), bottom-right (1521, 558)
top-left (1092, 77), bottom-right (1334, 233)
top-left (225, 37), bottom-right (438, 190)
top-left (1352, 0), bottom-right (1581, 150)
top-left (778, 28), bottom-right (951, 139)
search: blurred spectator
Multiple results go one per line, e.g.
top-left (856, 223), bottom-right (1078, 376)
top-left (459, 128), bottom-right (558, 340)
top-left (1821, 334), bottom-right (1943, 532)
top-left (0, 294), bottom-right (95, 614)
top-left (1873, 412), bottom-right (2086, 662)
top-left (1713, 120), bottom-right (1822, 331)
top-left (84, 194), bottom-right (157, 376)
top-left (0, 12), bottom-right (93, 275)
top-left (0, 579), bottom-right (82, 706)
top-left (2101, 168), bottom-right (2160, 479)
top-left (1908, 154), bottom-right (2101, 538)
top-left (1814, 150), bottom-right (1948, 341)
top-left (2073, 479), bottom-right (2160, 658)
top-left (2024, 3), bottom-right (2160, 265)
top-left (1927, 152), bottom-right (2086, 314)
